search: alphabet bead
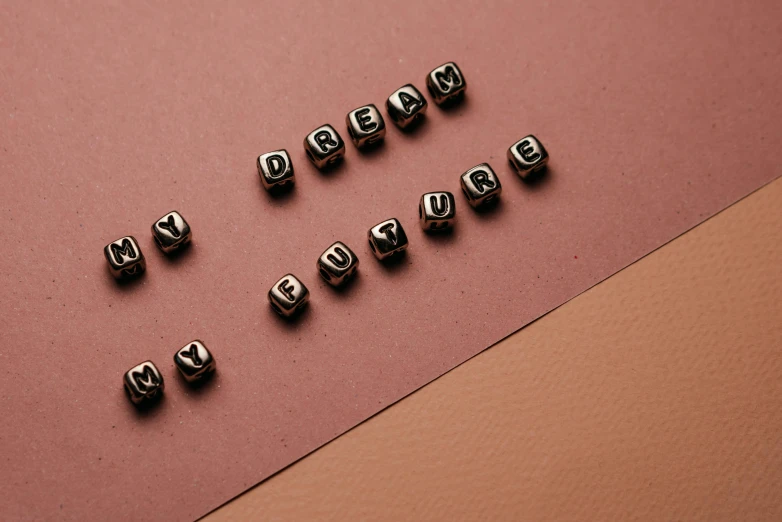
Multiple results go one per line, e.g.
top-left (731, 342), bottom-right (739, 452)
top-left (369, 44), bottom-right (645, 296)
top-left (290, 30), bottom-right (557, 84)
top-left (419, 192), bottom-right (456, 231)
top-left (368, 218), bottom-right (408, 260)
top-left (426, 62), bottom-right (466, 105)
top-left (124, 360), bottom-right (164, 405)
top-left (460, 163), bottom-right (502, 208)
top-left (386, 84), bottom-right (428, 129)
top-left (104, 236), bottom-right (146, 279)
top-left (151, 211), bottom-right (192, 254)
top-left (257, 149), bottom-right (295, 190)
top-left (346, 104), bottom-right (386, 149)
top-left (508, 135), bottom-right (549, 179)
top-left (304, 124), bottom-right (345, 169)
top-left (173, 340), bottom-right (216, 383)
top-left (317, 241), bottom-right (359, 287)
top-left (269, 274), bottom-right (310, 318)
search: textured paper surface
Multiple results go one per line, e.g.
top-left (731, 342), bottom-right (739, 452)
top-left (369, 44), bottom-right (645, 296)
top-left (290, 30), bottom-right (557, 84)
top-left (208, 180), bottom-right (782, 522)
top-left (0, 1), bottom-right (780, 520)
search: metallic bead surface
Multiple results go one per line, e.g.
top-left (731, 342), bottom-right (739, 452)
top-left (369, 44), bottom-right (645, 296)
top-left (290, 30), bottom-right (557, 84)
top-left (419, 191), bottom-right (456, 231)
top-left (104, 235), bottom-right (146, 279)
top-left (368, 218), bottom-right (409, 260)
top-left (304, 124), bottom-right (345, 169)
top-left (173, 340), bottom-right (216, 383)
top-left (386, 84), bottom-right (428, 129)
top-left (151, 210), bottom-right (192, 254)
top-left (426, 62), bottom-right (467, 106)
top-left (257, 149), bottom-right (295, 190)
top-left (317, 241), bottom-right (359, 287)
top-left (346, 104), bottom-right (386, 149)
top-left (460, 163), bottom-right (503, 208)
top-left (269, 273), bottom-right (310, 318)
top-left (123, 360), bottom-right (164, 405)
top-left (508, 134), bottom-right (549, 179)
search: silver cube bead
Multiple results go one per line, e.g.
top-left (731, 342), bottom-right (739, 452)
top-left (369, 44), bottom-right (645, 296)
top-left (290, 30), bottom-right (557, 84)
top-left (124, 360), bottom-right (164, 405)
top-left (152, 211), bottom-right (192, 254)
top-left (304, 124), bottom-right (345, 169)
top-left (508, 135), bottom-right (549, 179)
top-left (426, 62), bottom-right (466, 106)
top-left (386, 84), bottom-right (428, 129)
top-left (257, 149), bottom-right (295, 190)
top-left (368, 218), bottom-right (408, 260)
top-left (104, 235), bottom-right (146, 279)
top-left (419, 191), bottom-right (456, 231)
top-left (317, 241), bottom-right (359, 287)
top-left (269, 273), bottom-right (309, 318)
top-left (346, 104), bottom-right (386, 149)
top-left (460, 163), bottom-right (502, 208)
top-left (173, 340), bottom-right (216, 383)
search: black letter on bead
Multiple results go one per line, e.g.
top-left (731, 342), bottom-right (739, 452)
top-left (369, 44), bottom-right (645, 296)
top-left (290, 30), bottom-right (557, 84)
top-left (265, 154), bottom-right (288, 179)
top-left (435, 65), bottom-right (462, 92)
top-left (379, 223), bottom-right (398, 245)
top-left (355, 108), bottom-right (377, 132)
top-left (110, 238), bottom-right (137, 264)
top-left (469, 170), bottom-right (496, 194)
top-left (179, 344), bottom-right (203, 366)
top-left (398, 92), bottom-right (422, 114)
top-left (517, 140), bottom-right (541, 162)
top-left (131, 364), bottom-right (160, 391)
top-left (158, 215), bottom-right (181, 238)
top-left (278, 279), bottom-right (296, 301)
top-left (314, 130), bottom-right (338, 153)
top-left (326, 247), bottom-right (351, 268)
top-left (429, 195), bottom-right (450, 216)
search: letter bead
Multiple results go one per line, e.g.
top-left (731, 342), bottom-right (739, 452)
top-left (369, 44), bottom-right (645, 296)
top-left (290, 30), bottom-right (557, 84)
top-left (173, 340), bottom-right (216, 383)
top-left (124, 360), bottom-right (164, 405)
top-left (368, 218), bottom-right (408, 260)
top-left (304, 124), bottom-right (345, 169)
top-left (508, 135), bottom-right (549, 179)
top-left (269, 274), bottom-right (309, 318)
top-left (419, 191), bottom-right (456, 231)
top-left (346, 104), bottom-right (386, 149)
top-left (151, 211), bottom-right (192, 254)
top-left (257, 149), bottom-right (295, 190)
top-left (426, 62), bottom-right (467, 106)
top-left (104, 235), bottom-right (146, 279)
top-left (386, 84), bottom-right (428, 129)
top-left (317, 241), bottom-right (359, 287)
top-left (460, 163), bottom-right (503, 209)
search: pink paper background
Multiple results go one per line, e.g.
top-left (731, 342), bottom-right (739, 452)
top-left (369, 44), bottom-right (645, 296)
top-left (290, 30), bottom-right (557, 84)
top-left (1, 1), bottom-right (780, 520)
